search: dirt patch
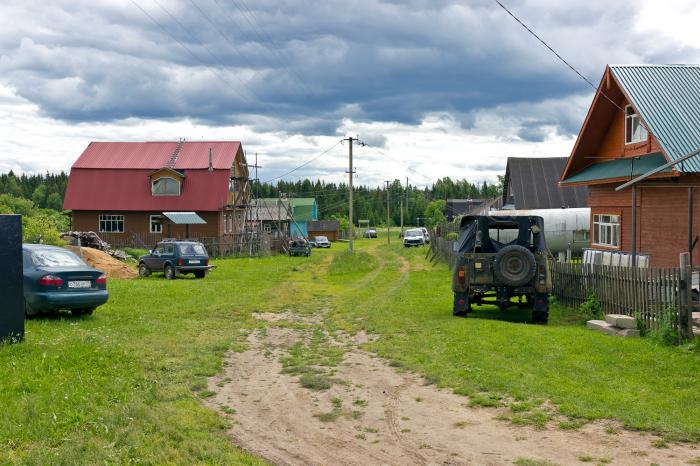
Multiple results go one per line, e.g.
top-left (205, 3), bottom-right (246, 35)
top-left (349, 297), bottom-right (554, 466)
top-left (76, 247), bottom-right (137, 279)
top-left (206, 319), bottom-right (700, 466)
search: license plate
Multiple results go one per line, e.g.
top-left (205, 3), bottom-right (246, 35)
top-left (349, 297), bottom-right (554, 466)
top-left (68, 280), bottom-right (91, 288)
top-left (189, 260), bottom-right (200, 264)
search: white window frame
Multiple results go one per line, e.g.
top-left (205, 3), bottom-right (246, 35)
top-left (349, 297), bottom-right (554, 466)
top-left (151, 177), bottom-right (181, 196)
top-left (149, 215), bottom-right (163, 234)
top-left (592, 214), bottom-right (620, 248)
top-left (625, 105), bottom-right (648, 145)
top-left (99, 214), bottom-right (124, 233)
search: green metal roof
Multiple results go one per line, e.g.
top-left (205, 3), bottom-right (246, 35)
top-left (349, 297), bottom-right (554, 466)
top-left (561, 153), bottom-right (670, 184)
top-left (162, 212), bottom-right (206, 224)
top-left (289, 198), bottom-right (315, 207)
top-left (611, 65), bottom-right (700, 172)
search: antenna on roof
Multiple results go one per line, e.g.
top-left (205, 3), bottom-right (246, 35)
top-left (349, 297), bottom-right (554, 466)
top-left (208, 147), bottom-right (213, 172)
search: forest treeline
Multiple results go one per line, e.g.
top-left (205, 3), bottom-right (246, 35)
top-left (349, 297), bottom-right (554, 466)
top-left (0, 171), bottom-right (501, 229)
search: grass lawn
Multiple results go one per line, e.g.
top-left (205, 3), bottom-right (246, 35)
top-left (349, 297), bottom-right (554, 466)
top-left (2, 237), bottom-right (700, 463)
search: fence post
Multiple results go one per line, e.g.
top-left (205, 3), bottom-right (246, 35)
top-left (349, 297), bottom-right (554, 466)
top-left (679, 252), bottom-right (692, 341)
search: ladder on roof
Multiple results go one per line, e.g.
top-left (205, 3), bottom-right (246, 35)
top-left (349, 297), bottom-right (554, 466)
top-left (165, 140), bottom-right (185, 168)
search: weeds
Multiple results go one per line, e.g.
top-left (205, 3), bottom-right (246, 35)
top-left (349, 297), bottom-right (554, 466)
top-left (580, 294), bottom-right (602, 321)
top-left (299, 373), bottom-right (332, 391)
top-left (648, 308), bottom-right (680, 346)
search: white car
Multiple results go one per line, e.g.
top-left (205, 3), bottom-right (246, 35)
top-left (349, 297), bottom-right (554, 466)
top-left (403, 229), bottom-right (426, 247)
top-left (311, 235), bottom-right (331, 248)
top-left (420, 228), bottom-right (431, 244)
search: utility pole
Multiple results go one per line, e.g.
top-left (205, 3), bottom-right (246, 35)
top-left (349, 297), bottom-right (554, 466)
top-left (406, 177), bottom-right (409, 227)
top-left (385, 180), bottom-right (391, 245)
top-left (343, 136), bottom-right (364, 253)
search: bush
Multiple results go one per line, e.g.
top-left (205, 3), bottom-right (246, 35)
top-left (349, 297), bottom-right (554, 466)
top-left (580, 294), bottom-right (602, 321)
top-left (649, 307), bottom-right (680, 346)
top-left (446, 231), bottom-right (458, 241)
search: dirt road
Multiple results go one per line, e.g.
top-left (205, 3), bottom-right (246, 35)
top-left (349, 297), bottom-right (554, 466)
top-left (206, 311), bottom-right (700, 466)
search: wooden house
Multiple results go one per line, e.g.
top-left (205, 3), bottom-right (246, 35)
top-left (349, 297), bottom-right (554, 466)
top-left (63, 141), bottom-right (250, 247)
top-left (561, 65), bottom-right (700, 267)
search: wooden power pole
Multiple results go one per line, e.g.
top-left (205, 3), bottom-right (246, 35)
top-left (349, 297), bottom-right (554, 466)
top-left (343, 137), bottom-right (363, 253)
top-left (385, 180), bottom-right (391, 245)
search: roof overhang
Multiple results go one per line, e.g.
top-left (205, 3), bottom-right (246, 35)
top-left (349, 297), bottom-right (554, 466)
top-left (162, 212), bottom-right (206, 224)
top-left (149, 167), bottom-right (185, 179)
top-left (560, 153), bottom-right (675, 186)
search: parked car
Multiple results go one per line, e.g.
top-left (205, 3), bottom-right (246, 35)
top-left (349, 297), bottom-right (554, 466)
top-left (23, 244), bottom-right (108, 316)
top-left (288, 238), bottom-right (311, 257)
top-left (364, 228), bottom-right (378, 238)
top-left (451, 215), bottom-right (551, 323)
top-left (310, 236), bottom-right (331, 248)
top-left (138, 240), bottom-right (212, 279)
top-left (403, 229), bottom-right (426, 247)
top-left (421, 227), bottom-right (431, 244)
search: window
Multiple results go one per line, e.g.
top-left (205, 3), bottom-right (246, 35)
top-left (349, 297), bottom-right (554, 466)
top-left (625, 105), bottom-right (648, 144)
top-left (150, 215), bottom-right (162, 234)
top-left (99, 214), bottom-right (124, 233)
top-left (152, 177), bottom-right (181, 196)
top-left (264, 223), bottom-right (272, 233)
top-left (592, 214), bottom-right (620, 248)
top-left (31, 249), bottom-right (85, 267)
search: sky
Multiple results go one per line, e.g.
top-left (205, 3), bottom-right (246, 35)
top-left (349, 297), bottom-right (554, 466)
top-left (1, 0), bottom-right (700, 188)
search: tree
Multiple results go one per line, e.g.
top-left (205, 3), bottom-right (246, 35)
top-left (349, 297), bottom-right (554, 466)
top-left (31, 185), bottom-right (47, 207)
top-left (423, 199), bottom-right (447, 228)
top-left (46, 192), bottom-right (63, 211)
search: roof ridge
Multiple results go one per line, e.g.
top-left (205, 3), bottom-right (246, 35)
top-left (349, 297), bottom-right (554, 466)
top-left (610, 64), bottom-right (700, 68)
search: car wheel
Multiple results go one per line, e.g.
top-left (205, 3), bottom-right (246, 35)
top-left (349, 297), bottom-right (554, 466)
top-left (194, 270), bottom-right (206, 279)
top-left (138, 263), bottom-right (152, 277)
top-left (164, 264), bottom-right (176, 280)
top-left (73, 307), bottom-right (95, 316)
top-left (24, 298), bottom-right (39, 317)
top-left (532, 309), bottom-right (549, 324)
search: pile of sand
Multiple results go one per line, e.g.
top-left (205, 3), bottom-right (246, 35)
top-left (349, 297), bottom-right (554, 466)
top-left (72, 246), bottom-right (138, 279)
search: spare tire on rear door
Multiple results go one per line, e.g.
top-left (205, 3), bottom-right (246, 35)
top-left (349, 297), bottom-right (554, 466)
top-left (493, 244), bottom-right (537, 287)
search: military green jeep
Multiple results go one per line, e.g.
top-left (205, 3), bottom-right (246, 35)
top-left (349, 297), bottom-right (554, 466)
top-left (451, 215), bottom-right (552, 323)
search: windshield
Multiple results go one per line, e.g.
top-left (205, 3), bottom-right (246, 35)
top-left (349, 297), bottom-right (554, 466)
top-left (406, 231), bottom-right (422, 237)
top-left (31, 249), bottom-right (85, 267)
top-left (178, 243), bottom-right (207, 256)
top-left (315, 236), bottom-right (328, 241)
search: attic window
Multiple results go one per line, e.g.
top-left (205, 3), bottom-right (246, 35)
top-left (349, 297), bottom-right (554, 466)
top-left (152, 177), bottom-right (181, 196)
top-left (625, 105), bottom-right (648, 144)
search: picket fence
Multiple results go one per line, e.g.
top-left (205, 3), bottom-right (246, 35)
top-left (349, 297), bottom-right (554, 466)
top-left (551, 262), bottom-right (682, 331)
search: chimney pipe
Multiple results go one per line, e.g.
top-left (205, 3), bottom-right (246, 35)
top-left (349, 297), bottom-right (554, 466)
top-left (208, 147), bottom-right (213, 172)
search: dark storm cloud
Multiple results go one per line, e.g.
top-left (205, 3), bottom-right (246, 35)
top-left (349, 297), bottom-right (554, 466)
top-left (0, 0), bottom-right (689, 138)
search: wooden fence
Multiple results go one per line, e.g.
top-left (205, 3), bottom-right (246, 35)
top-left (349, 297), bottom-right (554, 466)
top-left (551, 262), bottom-right (683, 331)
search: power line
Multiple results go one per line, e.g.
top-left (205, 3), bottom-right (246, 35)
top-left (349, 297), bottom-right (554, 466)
top-left (185, 0), bottom-right (259, 73)
top-left (211, 0), bottom-right (316, 97)
top-left (128, 0), bottom-right (254, 105)
top-left (261, 139), bottom-right (343, 183)
top-left (361, 144), bottom-right (435, 185)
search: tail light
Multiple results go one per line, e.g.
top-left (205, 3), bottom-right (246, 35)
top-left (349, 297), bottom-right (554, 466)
top-left (96, 274), bottom-right (107, 285)
top-left (178, 258), bottom-right (185, 266)
top-left (457, 267), bottom-right (466, 284)
top-left (204, 259), bottom-right (209, 266)
top-left (39, 275), bottom-right (64, 286)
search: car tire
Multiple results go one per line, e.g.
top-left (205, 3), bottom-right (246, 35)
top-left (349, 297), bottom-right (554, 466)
top-left (493, 245), bottom-right (537, 287)
top-left (73, 307), bottom-right (95, 316)
top-left (24, 298), bottom-right (39, 317)
top-left (138, 263), bottom-right (152, 277)
top-left (194, 270), bottom-right (206, 279)
top-left (532, 310), bottom-right (549, 324)
top-left (164, 264), bottom-right (176, 280)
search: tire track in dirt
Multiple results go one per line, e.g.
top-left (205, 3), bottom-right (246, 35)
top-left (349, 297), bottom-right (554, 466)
top-left (205, 314), bottom-right (700, 466)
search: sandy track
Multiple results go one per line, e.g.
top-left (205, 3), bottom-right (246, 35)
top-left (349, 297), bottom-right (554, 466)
top-left (206, 321), bottom-right (700, 466)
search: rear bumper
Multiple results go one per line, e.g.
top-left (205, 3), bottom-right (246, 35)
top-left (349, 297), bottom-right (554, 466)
top-left (29, 290), bottom-right (109, 311)
top-left (175, 265), bottom-right (213, 273)
top-left (316, 244), bottom-right (331, 248)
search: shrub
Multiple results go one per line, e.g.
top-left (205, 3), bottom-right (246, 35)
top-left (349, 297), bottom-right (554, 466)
top-left (580, 293), bottom-right (602, 321)
top-left (649, 307), bottom-right (680, 346)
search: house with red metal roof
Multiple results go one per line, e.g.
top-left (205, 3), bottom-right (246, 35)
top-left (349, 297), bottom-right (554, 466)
top-left (63, 140), bottom-right (250, 247)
